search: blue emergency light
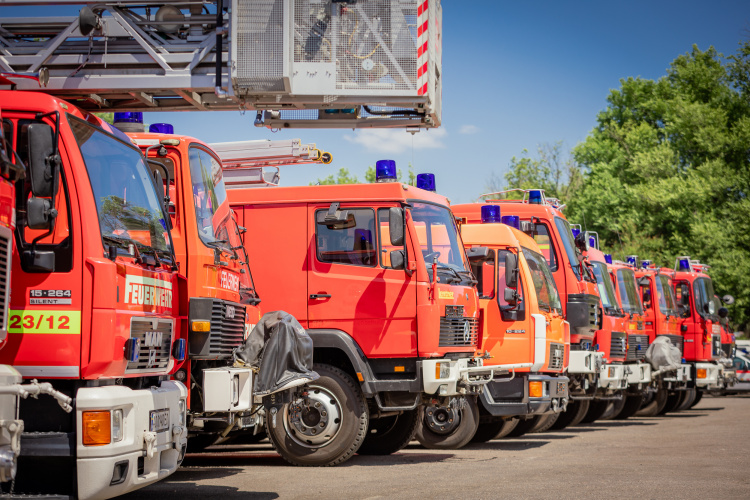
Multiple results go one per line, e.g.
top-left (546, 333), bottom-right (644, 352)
top-left (150, 123), bottom-right (174, 134)
top-left (416, 173), bottom-right (436, 192)
top-left (678, 258), bottom-right (691, 271)
top-left (481, 205), bottom-right (501, 223)
top-left (173, 338), bottom-right (186, 361)
top-left (627, 255), bottom-right (637, 266)
top-left (528, 189), bottom-right (543, 205)
top-left (604, 254), bottom-right (613, 264)
top-left (375, 160), bottom-right (397, 182)
top-left (589, 236), bottom-right (597, 248)
top-left (114, 112), bottom-right (143, 123)
top-left (642, 260), bottom-right (652, 269)
top-left (501, 215), bottom-right (520, 230)
top-left (124, 338), bottom-right (140, 362)
top-left (571, 228), bottom-right (581, 238)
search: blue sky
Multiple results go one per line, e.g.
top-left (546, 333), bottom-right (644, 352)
top-left (7, 1), bottom-right (749, 203)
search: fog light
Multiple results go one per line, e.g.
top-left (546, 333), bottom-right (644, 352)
top-left (112, 409), bottom-right (123, 442)
top-left (83, 411), bottom-right (111, 446)
top-left (110, 460), bottom-right (129, 485)
top-left (697, 368), bottom-right (707, 379)
top-left (191, 320), bottom-right (210, 332)
top-left (435, 362), bottom-right (451, 379)
top-left (529, 381), bottom-right (544, 398)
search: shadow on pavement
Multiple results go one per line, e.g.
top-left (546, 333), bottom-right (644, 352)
top-left (686, 406), bottom-right (725, 411)
top-left (351, 451), bottom-right (456, 465)
top-left (463, 440), bottom-right (549, 451)
top-left (119, 468), bottom-right (279, 499)
top-left (512, 433), bottom-right (578, 440)
top-left (577, 420), bottom-right (658, 428)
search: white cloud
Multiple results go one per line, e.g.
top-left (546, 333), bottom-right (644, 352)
top-left (343, 128), bottom-right (447, 154)
top-left (459, 124), bottom-right (479, 135)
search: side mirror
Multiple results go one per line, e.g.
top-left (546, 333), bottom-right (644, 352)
top-left (707, 301), bottom-right (716, 315)
top-left (27, 123), bottom-right (59, 198)
top-left (466, 246), bottom-right (489, 261)
top-left (504, 287), bottom-right (518, 306)
top-left (718, 307), bottom-right (728, 319)
top-left (638, 277), bottom-right (650, 287)
top-left (574, 232), bottom-right (587, 251)
top-left (389, 207), bottom-right (404, 246)
top-left (26, 197), bottom-right (55, 230)
top-left (504, 252), bottom-right (518, 288)
top-left (390, 249), bottom-right (405, 270)
top-left (723, 295), bottom-right (735, 305)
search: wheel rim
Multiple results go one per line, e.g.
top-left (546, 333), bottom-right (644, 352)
top-left (424, 406), bottom-right (460, 435)
top-left (283, 384), bottom-right (343, 448)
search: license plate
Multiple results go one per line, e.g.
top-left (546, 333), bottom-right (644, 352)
top-left (557, 381), bottom-right (566, 394)
top-left (150, 409), bottom-right (170, 433)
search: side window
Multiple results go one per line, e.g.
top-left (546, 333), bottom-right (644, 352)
top-left (377, 208), bottom-right (404, 269)
top-left (316, 208), bottom-right (377, 267)
top-left (469, 249), bottom-right (495, 299)
top-left (14, 118), bottom-right (73, 272)
top-left (532, 224), bottom-right (558, 271)
top-left (640, 282), bottom-right (653, 310)
top-left (497, 249), bottom-right (523, 307)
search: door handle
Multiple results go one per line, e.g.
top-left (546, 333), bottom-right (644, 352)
top-left (310, 294), bottom-right (332, 300)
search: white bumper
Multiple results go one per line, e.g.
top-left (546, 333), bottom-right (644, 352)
top-left (695, 362), bottom-right (722, 390)
top-left (421, 358), bottom-right (497, 395)
top-left (75, 380), bottom-right (188, 500)
top-left (598, 363), bottom-right (628, 390)
top-left (661, 363), bottom-right (692, 384)
top-left (568, 350), bottom-right (603, 375)
top-left (625, 362), bottom-right (652, 386)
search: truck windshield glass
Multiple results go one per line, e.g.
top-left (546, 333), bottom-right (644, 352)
top-left (655, 274), bottom-right (677, 315)
top-left (70, 116), bottom-right (172, 257)
top-left (188, 146), bottom-right (233, 251)
top-left (591, 261), bottom-right (619, 313)
top-left (532, 224), bottom-right (558, 271)
top-left (522, 247), bottom-right (562, 314)
top-left (616, 268), bottom-right (643, 314)
top-left (554, 217), bottom-right (580, 279)
top-left (693, 278), bottom-right (716, 318)
top-left (411, 202), bottom-right (470, 280)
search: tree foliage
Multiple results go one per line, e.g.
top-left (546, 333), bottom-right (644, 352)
top-left (565, 42), bottom-right (750, 332)
top-left (312, 164), bottom-right (416, 185)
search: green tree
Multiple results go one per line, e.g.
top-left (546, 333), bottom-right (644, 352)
top-left (94, 112), bottom-right (114, 124)
top-left (364, 163), bottom-right (416, 184)
top-left (568, 42), bottom-right (750, 332)
top-left (310, 168), bottom-right (359, 185)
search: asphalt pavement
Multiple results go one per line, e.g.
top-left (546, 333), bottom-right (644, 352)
top-left (122, 395), bottom-right (750, 500)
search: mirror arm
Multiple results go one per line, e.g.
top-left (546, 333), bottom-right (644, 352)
top-left (146, 157), bottom-right (171, 205)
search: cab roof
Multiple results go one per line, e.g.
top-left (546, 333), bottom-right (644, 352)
top-left (453, 200), bottom-right (564, 223)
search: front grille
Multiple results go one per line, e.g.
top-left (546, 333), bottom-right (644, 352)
top-left (609, 332), bottom-right (627, 359)
top-left (711, 334), bottom-right (722, 359)
top-left (548, 343), bottom-right (564, 370)
top-left (567, 293), bottom-right (600, 335)
top-left (439, 317), bottom-right (478, 348)
top-left (209, 300), bottom-right (247, 358)
top-left (126, 318), bottom-right (173, 372)
top-left (0, 229), bottom-right (9, 338)
top-left (627, 334), bottom-right (649, 361)
top-left (658, 334), bottom-right (684, 356)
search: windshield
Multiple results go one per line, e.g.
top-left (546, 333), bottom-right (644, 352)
top-left (693, 277), bottom-right (716, 317)
top-left (591, 261), bottom-right (619, 313)
top-left (655, 274), bottom-right (678, 315)
top-left (411, 202), bottom-right (470, 280)
top-left (71, 116), bottom-right (172, 259)
top-left (554, 217), bottom-right (580, 279)
top-left (617, 268), bottom-right (643, 314)
top-left (522, 247), bottom-right (563, 314)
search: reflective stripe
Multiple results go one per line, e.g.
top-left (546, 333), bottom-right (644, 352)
top-left (15, 365), bottom-right (79, 377)
top-left (531, 313), bottom-right (546, 372)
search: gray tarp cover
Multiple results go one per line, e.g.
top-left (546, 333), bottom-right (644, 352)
top-left (646, 336), bottom-right (682, 372)
top-left (234, 311), bottom-right (318, 396)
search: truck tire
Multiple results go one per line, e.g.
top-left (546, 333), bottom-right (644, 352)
top-left (690, 389), bottom-right (703, 408)
top-left (601, 397), bottom-right (625, 420)
top-left (495, 418), bottom-right (520, 438)
top-left (675, 388), bottom-right (697, 411)
top-left (549, 399), bottom-right (590, 430)
top-left (265, 363), bottom-right (368, 466)
top-left (357, 409), bottom-right (419, 455)
top-left (658, 391), bottom-right (684, 415)
top-left (506, 416), bottom-right (539, 437)
top-left (470, 419), bottom-right (507, 443)
top-left (579, 400), bottom-right (609, 424)
top-left (614, 395), bottom-right (644, 420)
top-left (530, 412), bottom-right (560, 433)
top-left (415, 397), bottom-right (479, 449)
top-left (636, 388), bottom-right (668, 416)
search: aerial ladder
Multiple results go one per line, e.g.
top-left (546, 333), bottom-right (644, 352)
top-left (0, 0), bottom-right (442, 129)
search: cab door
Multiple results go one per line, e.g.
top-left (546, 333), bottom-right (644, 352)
top-left (307, 203), bottom-right (417, 358)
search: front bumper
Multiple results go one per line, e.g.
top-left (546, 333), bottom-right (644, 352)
top-left (625, 362), bottom-right (652, 387)
top-left (661, 363), bottom-right (692, 386)
top-left (568, 350), bottom-right (603, 375)
top-left (75, 380), bottom-right (188, 500)
top-left (694, 362), bottom-right (723, 390)
top-left (598, 363), bottom-right (629, 391)
top-left (421, 357), bottom-right (494, 396)
top-left (479, 373), bottom-right (569, 417)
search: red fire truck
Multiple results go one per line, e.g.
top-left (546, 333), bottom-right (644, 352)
top-left (0, 91), bottom-right (187, 499)
top-left (456, 190), bottom-right (603, 430)
top-left (227, 162), bottom-right (493, 464)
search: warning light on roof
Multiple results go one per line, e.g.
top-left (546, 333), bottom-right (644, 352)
top-left (626, 255), bottom-right (637, 267)
top-left (528, 189), bottom-right (544, 205)
top-left (642, 260), bottom-right (652, 269)
top-left (113, 112), bottom-right (143, 124)
top-left (481, 205), bottom-right (501, 223)
top-left (149, 123), bottom-right (174, 134)
top-left (604, 254), bottom-right (612, 264)
top-left (375, 160), bottom-right (397, 183)
top-left (571, 228), bottom-right (581, 238)
top-left (416, 173), bottom-right (436, 192)
top-left (501, 215), bottom-right (520, 230)
top-left (589, 236), bottom-right (597, 249)
top-left (678, 257), bottom-right (691, 271)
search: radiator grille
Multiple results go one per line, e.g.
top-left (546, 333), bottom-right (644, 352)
top-left (609, 332), bottom-right (627, 359)
top-left (548, 343), bottom-right (564, 370)
top-left (658, 334), bottom-right (684, 356)
top-left (711, 334), bottom-right (722, 359)
top-left (627, 334), bottom-right (649, 361)
top-left (126, 318), bottom-right (173, 373)
top-left (208, 300), bottom-right (247, 359)
top-left (439, 317), bottom-right (478, 348)
top-left (0, 229), bottom-right (9, 338)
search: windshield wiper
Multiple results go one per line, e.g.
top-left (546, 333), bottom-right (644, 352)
top-left (436, 263), bottom-right (462, 284)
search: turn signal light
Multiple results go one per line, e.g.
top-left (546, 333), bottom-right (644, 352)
top-left (529, 381), bottom-right (544, 398)
top-left (435, 362), bottom-right (451, 379)
top-left (82, 411), bottom-right (111, 446)
top-left (191, 320), bottom-right (211, 332)
top-left (697, 368), bottom-right (707, 379)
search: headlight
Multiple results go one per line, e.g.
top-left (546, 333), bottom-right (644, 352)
top-left (435, 361), bottom-right (451, 379)
top-left (112, 409), bottom-right (123, 442)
